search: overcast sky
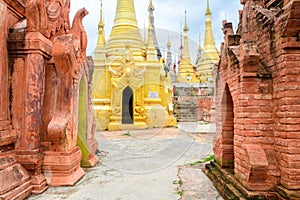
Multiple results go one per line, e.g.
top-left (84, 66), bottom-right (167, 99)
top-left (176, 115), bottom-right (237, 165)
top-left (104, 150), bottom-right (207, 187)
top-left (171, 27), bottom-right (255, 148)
top-left (70, 0), bottom-right (242, 62)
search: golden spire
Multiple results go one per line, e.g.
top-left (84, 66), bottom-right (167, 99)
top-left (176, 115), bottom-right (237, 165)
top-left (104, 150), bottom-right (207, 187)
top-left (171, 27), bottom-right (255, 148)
top-left (206, 0), bottom-right (211, 15)
top-left (204, 0), bottom-right (215, 50)
top-left (184, 9), bottom-right (189, 32)
top-left (97, 0), bottom-right (105, 47)
top-left (182, 9), bottom-right (191, 64)
top-left (107, 0), bottom-right (144, 52)
top-left (177, 9), bottom-right (198, 83)
top-left (148, 0), bottom-right (154, 10)
top-left (197, 0), bottom-right (219, 82)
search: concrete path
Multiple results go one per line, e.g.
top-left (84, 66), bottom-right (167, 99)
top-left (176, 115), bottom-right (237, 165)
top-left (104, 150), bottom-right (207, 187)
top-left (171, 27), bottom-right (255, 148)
top-left (28, 124), bottom-right (222, 200)
top-left (178, 122), bottom-right (216, 133)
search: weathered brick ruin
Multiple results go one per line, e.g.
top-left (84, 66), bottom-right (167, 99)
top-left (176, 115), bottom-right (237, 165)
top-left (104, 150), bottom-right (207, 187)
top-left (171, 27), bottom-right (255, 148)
top-left (197, 98), bottom-right (213, 121)
top-left (204, 0), bottom-right (300, 199)
top-left (0, 0), bottom-right (98, 199)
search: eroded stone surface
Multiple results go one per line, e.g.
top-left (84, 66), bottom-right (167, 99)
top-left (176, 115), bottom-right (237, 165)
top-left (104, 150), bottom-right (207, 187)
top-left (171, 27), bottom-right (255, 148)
top-left (178, 165), bottom-right (223, 200)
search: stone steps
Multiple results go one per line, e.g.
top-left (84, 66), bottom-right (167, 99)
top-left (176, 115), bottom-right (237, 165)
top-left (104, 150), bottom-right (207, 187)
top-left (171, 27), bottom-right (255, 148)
top-left (0, 151), bottom-right (32, 200)
top-left (203, 161), bottom-right (279, 200)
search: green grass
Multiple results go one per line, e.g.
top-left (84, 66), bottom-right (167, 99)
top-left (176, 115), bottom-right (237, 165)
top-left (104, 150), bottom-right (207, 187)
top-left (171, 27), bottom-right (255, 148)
top-left (188, 154), bottom-right (214, 166)
top-left (198, 121), bottom-right (211, 125)
top-left (122, 131), bottom-right (131, 137)
top-left (176, 189), bottom-right (184, 196)
top-left (173, 180), bottom-right (183, 185)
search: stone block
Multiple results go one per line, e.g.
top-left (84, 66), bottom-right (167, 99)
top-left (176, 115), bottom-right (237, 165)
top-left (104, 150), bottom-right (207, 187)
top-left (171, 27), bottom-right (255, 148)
top-left (42, 147), bottom-right (85, 186)
top-left (0, 153), bottom-right (32, 199)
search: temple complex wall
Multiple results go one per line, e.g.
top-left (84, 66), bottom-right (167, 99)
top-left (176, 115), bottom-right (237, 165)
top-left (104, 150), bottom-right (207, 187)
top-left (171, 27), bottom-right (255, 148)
top-left (204, 0), bottom-right (300, 199)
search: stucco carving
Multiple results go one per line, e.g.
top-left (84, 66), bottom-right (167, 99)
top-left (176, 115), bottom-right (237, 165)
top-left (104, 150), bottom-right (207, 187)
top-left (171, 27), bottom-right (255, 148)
top-left (26, 0), bottom-right (71, 39)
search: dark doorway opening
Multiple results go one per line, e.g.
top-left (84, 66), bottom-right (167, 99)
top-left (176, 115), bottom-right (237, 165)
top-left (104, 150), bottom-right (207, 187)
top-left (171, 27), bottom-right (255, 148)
top-left (221, 84), bottom-right (234, 171)
top-left (122, 86), bottom-right (134, 124)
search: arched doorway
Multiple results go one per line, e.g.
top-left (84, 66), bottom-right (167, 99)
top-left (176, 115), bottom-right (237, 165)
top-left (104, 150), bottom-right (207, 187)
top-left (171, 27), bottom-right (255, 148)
top-left (221, 84), bottom-right (234, 170)
top-left (122, 86), bottom-right (134, 124)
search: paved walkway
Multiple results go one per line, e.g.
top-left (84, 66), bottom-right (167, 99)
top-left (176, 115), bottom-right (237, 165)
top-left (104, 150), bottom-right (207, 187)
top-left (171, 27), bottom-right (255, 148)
top-left (28, 123), bottom-right (222, 200)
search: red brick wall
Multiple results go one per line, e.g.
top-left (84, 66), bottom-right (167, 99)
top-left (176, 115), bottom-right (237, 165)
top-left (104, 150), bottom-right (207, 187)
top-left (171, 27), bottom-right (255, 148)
top-left (197, 98), bottom-right (213, 121)
top-left (213, 0), bottom-right (300, 196)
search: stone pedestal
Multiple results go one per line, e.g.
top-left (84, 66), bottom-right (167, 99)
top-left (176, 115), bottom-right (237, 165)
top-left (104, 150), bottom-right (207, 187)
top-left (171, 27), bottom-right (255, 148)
top-left (42, 147), bottom-right (85, 186)
top-left (15, 149), bottom-right (47, 194)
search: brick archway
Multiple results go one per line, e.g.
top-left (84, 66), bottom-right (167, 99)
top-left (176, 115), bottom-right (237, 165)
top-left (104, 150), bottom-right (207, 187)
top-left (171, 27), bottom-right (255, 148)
top-left (214, 84), bottom-right (234, 170)
top-left (221, 84), bottom-right (234, 170)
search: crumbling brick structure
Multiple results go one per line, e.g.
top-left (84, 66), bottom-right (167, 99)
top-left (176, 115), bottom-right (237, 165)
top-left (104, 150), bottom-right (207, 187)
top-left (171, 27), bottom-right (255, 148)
top-left (197, 98), bottom-right (213, 121)
top-left (204, 0), bottom-right (300, 199)
top-left (0, 0), bottom-right (98, 199)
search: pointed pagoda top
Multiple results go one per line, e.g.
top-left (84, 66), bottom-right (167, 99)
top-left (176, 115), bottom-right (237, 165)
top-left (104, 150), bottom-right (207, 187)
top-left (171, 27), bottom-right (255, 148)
top-left (147, 0), bottom-right (162, 60)
top-left (206, 0), bottom-right (211, 16)
top-left (146, 3), bottom-right (158, 61)
top-left (204, 0), bottom-right (216, 51)
top-left (184, 9), bottom-right (189, 32)
top-left (148, 0), bottom-right (154, 10)
top-left (197, 0), bottom-right (219, 82)
top-left (98, 0), bottom-right (103, 29)
top-left (107, 0), bottom-right (144, 52)
top-left (182, 9), bottom-right (191, 62)
top-left (96, 0), bottom-right (105, 47)
top-left (177, 8), bottom-right (199, 83)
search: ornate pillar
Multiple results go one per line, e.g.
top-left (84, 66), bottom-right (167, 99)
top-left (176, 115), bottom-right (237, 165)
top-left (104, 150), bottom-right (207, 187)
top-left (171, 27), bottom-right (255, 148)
top-left (43, 8), bottom-right (98, 185)
top-left (8, 31), bottom-right (52, 193)
top-left (0, 1), bottom-right (33, 199)
top-left (44, 34), bottom-right (85, 186)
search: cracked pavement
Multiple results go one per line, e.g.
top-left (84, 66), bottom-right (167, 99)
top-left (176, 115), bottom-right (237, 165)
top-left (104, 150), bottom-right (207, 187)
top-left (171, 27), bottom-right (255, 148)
top-left (28, 123), bottom-right (222, 200)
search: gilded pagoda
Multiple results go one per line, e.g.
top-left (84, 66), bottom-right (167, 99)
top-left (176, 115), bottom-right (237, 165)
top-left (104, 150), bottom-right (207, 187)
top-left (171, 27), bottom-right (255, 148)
top-left (92, 0), bottom-right (176, 130)
top-left (196, 0), bottom-right (219, 82)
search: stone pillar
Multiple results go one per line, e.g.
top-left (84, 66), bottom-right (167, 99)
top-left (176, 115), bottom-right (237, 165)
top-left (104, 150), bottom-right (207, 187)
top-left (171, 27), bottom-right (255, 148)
top-left (9, 32), bottom-right (52, 194)
top-left (43, 34), bottom-right (85, 186)
top-left (0, 1), bottom-right (32, 199)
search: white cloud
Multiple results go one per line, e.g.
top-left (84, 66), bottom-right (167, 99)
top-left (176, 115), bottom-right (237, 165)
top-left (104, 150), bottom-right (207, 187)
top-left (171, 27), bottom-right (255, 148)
top-left (70, 0), bottom-right (242, 61)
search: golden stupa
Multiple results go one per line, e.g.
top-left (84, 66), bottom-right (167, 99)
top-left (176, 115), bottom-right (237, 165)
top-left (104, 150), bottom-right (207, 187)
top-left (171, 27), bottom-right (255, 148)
top-left (92, 0), bottom-right (176, 130)
top-left (196, 0), bottom-right (219, 82)
top-left (177, 10), bottom-right (200, 83)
